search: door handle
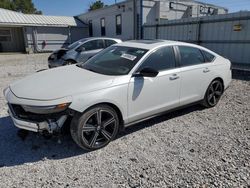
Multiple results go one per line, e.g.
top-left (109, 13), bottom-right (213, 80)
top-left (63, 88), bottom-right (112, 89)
top-left (203, 68), bottom-right (210, 73)
top-left (169, 74), bottom-right (180, 80)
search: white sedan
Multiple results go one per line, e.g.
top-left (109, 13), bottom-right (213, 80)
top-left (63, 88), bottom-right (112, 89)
top-left (4, 40), bottom-right (232, 150)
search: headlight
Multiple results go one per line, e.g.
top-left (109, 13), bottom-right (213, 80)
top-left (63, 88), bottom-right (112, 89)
top-left (22, 103), bottom-right (71, 114)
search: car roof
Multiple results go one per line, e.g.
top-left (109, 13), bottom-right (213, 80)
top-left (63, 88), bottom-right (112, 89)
top-left (84, 37), bottom-right (122, 41)
top-left (115, 40), bottom-right (195, 50)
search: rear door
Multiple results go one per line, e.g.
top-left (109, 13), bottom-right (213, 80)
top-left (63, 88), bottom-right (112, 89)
top-left (76, 39), bottom-right (105, 63)
top-left (176, 46), bottom-right (215, 106)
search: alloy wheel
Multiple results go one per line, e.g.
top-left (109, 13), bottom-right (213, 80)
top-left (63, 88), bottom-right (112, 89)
top-left (207, 80), bottom-right (223, 106)
top-left (81, 109), bottom-right (118, 149)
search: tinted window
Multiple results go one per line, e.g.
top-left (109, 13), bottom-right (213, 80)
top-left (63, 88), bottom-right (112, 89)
top-left (202, 50), bottom-right (215, 62)
top-left (179, 46), bottom-right (205, 67)
top-left (81, 46), bottom-right (148, 75)
top-left (138, 47), bottom-right (176, 72)
top-left (82, 40), bottom-right (104, 51)
top-left (105, 40), bottom-right (117, 47)
top-left (67, 39), bottom-right (87, 50)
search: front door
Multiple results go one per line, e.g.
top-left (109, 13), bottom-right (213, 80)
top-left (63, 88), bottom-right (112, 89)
top-left (128, 46), bottom-right (181, 123)
top-left (76, 39), bottom-right (104, 63)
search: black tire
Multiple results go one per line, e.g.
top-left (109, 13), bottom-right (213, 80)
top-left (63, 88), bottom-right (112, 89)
top-left (202, 79), bottom-right (224, 108)
top-left (64, 60), bottom-right (76, 66)
top-left (70, 105), bottom-right (120, 151)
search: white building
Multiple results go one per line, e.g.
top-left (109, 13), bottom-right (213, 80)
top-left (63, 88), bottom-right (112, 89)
top-left (0, 8), bottom-right (88, 53)
top-left (77, 0), bottom-right (228, 40)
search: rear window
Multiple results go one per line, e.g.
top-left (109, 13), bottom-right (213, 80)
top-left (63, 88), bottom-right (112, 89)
top-left (202, 50), bottom-right (215, 62)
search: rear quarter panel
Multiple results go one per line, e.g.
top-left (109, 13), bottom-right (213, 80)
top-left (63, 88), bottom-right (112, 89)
top-left (210, 57), bottom-right (232, 89)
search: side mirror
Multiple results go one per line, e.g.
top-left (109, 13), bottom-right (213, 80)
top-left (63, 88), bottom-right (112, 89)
top-left (133, 67), bottom-right (159, 78)
top-left (76, 46), bottom-right (85, 52)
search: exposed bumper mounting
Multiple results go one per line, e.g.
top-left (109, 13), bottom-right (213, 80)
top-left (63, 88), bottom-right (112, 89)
top-left (8, 106), bottom-right (68, 133)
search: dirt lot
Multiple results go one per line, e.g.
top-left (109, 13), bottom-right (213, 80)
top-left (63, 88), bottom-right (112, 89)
top-left (0, 54), bottom-right (249, 188)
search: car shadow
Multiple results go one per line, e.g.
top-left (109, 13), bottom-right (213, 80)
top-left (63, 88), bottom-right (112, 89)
top-left (119, 104), bottom-right (205, 138)
top-left (0, 116), bottom-right (86, 167)
top-left (0, 104), bottom-right (205, 167)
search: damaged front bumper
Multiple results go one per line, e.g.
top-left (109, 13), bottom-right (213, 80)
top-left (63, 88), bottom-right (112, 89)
top-left (8, 103), bottom-right (68, 133)
top-left (4, 87), bottom-right (73, 133)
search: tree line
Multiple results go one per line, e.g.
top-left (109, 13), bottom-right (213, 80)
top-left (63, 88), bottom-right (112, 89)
top-left (0, 0), bottom-right (42, 14)
top-left (0, 0), bottom-right (109, 15)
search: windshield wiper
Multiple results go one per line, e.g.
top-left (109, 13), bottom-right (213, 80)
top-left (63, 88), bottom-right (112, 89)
top-left (76, 64), bottom-right (82, 68)
top-left (86, 68), bottom-right (99, 73)
top-left (83, 67), bottom-right (99, 74)
top-left (76, 64), bottom-right (100, 74)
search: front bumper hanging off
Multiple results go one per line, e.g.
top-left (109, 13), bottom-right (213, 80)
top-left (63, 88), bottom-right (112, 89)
top-left (8, 104), bottom-right (68, 133)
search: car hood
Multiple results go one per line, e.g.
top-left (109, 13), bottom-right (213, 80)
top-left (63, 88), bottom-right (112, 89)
top-left (10, 65), bottom-right (115, 101)
top-left (53, 48), bottom-right (68, 53)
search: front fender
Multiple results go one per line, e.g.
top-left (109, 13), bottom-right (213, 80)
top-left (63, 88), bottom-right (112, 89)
top-left (69, 84), bottom-right (128, 122)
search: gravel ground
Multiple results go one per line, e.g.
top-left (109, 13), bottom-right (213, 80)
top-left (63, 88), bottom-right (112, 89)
top-left (0, 54), bottom-right (249, 188)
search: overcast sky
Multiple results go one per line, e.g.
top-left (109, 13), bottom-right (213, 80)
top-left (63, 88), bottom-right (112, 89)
top-left (32, 0), bottom-right (250, 16)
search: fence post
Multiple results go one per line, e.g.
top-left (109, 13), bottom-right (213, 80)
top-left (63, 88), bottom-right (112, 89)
top-left (156, 24), bottom-right (159, 39)
top-left (197, 19), bottom-right (201, 45)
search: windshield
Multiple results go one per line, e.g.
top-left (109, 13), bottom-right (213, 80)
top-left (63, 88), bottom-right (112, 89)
top-left (66, 39), bottom-right (87, 50)
top-left (80, 46), bottom-right (148, 75)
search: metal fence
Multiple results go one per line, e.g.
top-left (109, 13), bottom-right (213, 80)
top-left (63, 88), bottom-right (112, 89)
top-left (143, 11), bottom-right (250, 65)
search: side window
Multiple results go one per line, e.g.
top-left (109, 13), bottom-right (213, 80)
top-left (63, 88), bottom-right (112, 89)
top-left (105, 40), bottom-right (117, 47)
top-left (138, 47), bottom-right (176, 72)
top-left (82, 40), bottom-right (104, 51)
top-left (202, 50), bottom-right (215, 62)
top-left (179, 46), bottom-right (205, 67)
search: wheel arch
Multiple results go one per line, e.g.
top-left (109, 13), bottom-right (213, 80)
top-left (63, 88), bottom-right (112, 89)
top-left (212, 77), bottom-right (225, 91)
top-left (202, 76), bottom-right (225, 99)
top-left (72, 102), bottom-right (125, 130)
top-left (96, 102), bottom-right (124, 127)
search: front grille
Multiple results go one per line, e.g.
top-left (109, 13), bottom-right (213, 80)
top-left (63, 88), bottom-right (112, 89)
top-left (9, 104), bottom-right (67, 122)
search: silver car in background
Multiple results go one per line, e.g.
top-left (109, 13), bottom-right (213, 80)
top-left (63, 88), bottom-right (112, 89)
top-left (48, 37), bottom-right (122, 68)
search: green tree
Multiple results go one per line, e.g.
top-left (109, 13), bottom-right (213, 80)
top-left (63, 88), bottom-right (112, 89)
top-left (0, 0), bottom-right (42, 14)
top-left (89, 0), bottom-right (105, 11)
top-left (0, 0), bottom-right (15, 10)
top-left (13, 0), bottom-right (42, 14)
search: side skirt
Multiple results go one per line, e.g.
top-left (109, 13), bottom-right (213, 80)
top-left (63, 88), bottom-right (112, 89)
top-left (123, 100), bottom-right (203, 128)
